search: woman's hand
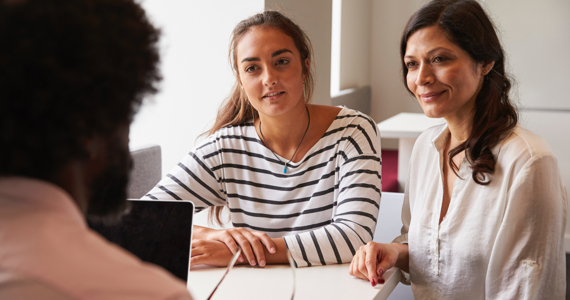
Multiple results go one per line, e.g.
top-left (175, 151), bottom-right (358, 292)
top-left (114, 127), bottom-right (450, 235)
top-left (190, 239), bottom-right (236, 267)
top-left (349, 242), bottom-right (401, 286)
top-left (199, 227), bottom-right (276, 267)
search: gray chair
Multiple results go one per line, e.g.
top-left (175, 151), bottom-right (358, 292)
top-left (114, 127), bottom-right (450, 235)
top-left (374, 192), bottom-right (405, 243)
top-left (127, 144), bottom-right (162, 199)
top-left (375, 192), bottom-right (414, 300)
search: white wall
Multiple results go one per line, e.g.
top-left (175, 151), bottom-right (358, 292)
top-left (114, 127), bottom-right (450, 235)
top-left (130, 0), bottom-right (264, 176)
top-left (369, 0), bottom-right (424, 149)
top-left (484, 0), bottom-right (570, 110)
top-left (338, 0), bottom-right (372, 91)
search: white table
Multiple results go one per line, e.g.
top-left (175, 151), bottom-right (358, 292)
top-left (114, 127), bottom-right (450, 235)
top-left (378, 113), bottom-right (445, 192)
top-left (187, 264), bottom-right (400, 300)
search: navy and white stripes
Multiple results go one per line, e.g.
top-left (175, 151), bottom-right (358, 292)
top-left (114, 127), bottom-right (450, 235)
top-left (143, 107), bottom-right (381, 267)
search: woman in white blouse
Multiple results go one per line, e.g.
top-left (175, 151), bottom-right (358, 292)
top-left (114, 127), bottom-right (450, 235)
top-left (350, 0), bottom-right (567, 298)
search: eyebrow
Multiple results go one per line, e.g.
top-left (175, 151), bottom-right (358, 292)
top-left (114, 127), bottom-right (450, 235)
top-left (240, 48), bottom-right (293, 63)
top-left (404, 47), bottom-right (453, 59)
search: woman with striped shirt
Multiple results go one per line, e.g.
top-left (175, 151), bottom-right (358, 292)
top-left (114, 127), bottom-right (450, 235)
top-left (144, 11), bottom-right (382, 268)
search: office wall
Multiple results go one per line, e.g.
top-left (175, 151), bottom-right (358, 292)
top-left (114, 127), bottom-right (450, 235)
top-left (338, 0), bottom-right (372, 91)
top-left (129, 0), bottom-right (265, 176)
top-left (485, 0), bottom-right (570, 110)
top-left (369, 0), bottom-right (424, 149)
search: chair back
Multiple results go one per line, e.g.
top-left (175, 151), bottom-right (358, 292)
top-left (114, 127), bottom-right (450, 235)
top-left (374, 192), bottom-right (405, 243)
top-left (127, 144), bottom-right (161, 199)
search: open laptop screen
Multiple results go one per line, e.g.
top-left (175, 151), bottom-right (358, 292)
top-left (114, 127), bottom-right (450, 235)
top-left (88, 199), bottom-right (194, 281)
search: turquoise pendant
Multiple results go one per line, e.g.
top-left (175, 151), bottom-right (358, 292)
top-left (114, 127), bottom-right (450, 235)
top-left (284, 164), bottom-right (288, 173)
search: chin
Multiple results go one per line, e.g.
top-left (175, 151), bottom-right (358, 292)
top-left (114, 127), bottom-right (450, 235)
top-left (420, 108), bottom-right (443, 119)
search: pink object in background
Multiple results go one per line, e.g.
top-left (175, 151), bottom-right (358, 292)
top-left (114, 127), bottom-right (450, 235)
top-left (381, 150), bottom-right (398, 192)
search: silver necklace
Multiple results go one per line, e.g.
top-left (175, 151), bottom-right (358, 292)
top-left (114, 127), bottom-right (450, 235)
top-left (259, 106), bottom-right (310, 174)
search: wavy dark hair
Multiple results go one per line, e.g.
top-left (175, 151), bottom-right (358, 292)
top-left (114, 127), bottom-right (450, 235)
top-left (0, 0), bottom-right (161, 181)
top-left (401, 0), bottom-right (518, 185)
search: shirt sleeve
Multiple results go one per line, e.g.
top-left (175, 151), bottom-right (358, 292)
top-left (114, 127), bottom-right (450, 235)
top-left (142, 138), bottom-right (227, 213)
top-left (283, 116), bottom-right (382, 267)
top-left (485, 154), bottom-right (567, 299)
top-left (0, 277), bottom-right (75, 300)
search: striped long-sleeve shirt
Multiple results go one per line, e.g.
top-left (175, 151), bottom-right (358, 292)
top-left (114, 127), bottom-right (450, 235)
top-left (143, 106), bottom-right (382, 267)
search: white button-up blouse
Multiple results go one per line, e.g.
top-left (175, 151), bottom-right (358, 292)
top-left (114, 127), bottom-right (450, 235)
top-left (394, 124), bottom-right (567, 299)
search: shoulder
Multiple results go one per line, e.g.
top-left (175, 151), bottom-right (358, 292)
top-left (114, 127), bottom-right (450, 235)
top-left (499, 126), bottom-right (554, 158)
top-left (320, 106), bottom-right (380, 156)
top-left (65, 229), bottom-right (190, 298)
top-left (193, 122), bottom-right (260, 154)
top-left (491, 126), bottom-right (562, 188)
top-left (495, 125), bottom-right (556, 168)
top-left (1, 212), bottom-right (189, 299)
top-left (329, 106), bottom-right (379, 136)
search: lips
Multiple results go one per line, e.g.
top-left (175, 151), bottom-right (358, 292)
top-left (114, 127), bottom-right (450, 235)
top-left (419, 90), bottom-right (445, 102)
top-left (262, 91), bottom-right (285, 98)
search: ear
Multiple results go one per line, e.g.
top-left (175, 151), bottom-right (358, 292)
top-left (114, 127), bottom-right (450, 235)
top-left (481, 60), bottom-right (496, 75)
top-left (304, 58), bottom-right (310, 74)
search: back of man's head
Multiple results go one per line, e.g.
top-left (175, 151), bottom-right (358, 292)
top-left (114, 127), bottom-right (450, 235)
top-left (0, 0), bottom-right (161, 182)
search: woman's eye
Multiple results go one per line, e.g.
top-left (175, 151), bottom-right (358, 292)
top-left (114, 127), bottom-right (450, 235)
top-left (433, 56), bottom-right (447, 63)
top-left (245, 65), bottom-right (258, 73)
top-left (405, 61), bottom-right (417, 69)
top-left (276, 58), bottom-right (290, 66)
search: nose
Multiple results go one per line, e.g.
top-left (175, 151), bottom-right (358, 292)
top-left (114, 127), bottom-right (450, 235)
top-left (262, 67), bottom-right (277, 86)
top-left (415, 63), bottom-right (434, 86)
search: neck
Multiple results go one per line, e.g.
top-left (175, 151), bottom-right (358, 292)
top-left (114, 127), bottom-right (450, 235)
top-left (257, 103), bottom-right (310, 151)
top-left (445, 113), bottom-right (472, 149)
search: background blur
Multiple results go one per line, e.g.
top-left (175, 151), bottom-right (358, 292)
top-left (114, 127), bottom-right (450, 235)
top-left (129, 0), bottom-right (570, 253)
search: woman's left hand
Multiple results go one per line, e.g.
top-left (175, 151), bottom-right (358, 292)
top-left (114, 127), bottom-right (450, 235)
top-left (349, 242), bottom-right (400, 286)
top-left (190, 239), bottom-right (237, 267)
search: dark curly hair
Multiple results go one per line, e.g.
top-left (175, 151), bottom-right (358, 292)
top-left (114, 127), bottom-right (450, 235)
top-left (0, 0), bottom-right (161, 180)
top-left (401, 0), bottom-right (518, 185)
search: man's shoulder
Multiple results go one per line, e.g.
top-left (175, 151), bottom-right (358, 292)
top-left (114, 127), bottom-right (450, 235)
top-left (0, 209), bottom-right (190, 300)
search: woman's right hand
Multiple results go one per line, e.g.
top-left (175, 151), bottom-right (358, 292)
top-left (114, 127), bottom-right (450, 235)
top-left (197, 226), bottom-right (276, 267)
top-left (349, 242), bottom-right (401, 286)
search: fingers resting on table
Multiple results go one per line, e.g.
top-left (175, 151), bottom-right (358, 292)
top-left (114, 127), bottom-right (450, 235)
top-left (349, 242), bottom-right (399, 286)
top-left (201, 228), bottom-right (276, 267)
top-left (190, 239), bottom-right (236, 267)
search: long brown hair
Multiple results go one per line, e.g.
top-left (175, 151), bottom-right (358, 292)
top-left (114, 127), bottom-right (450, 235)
top-left (206, 11), bottom-right (315, 224)
top-left (400, 0), bottom-right (518, 185)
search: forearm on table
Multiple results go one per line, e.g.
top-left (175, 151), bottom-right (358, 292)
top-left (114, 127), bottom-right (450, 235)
top-left (262, 238), bottom-right (288, 264)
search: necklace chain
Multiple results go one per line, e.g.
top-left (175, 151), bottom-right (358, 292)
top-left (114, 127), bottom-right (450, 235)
top-left (259, 106), bottom-right (310, 174)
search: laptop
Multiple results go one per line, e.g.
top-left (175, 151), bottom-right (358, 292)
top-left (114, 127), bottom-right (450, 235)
top-left (88, 199), bottom-right (194, 282)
